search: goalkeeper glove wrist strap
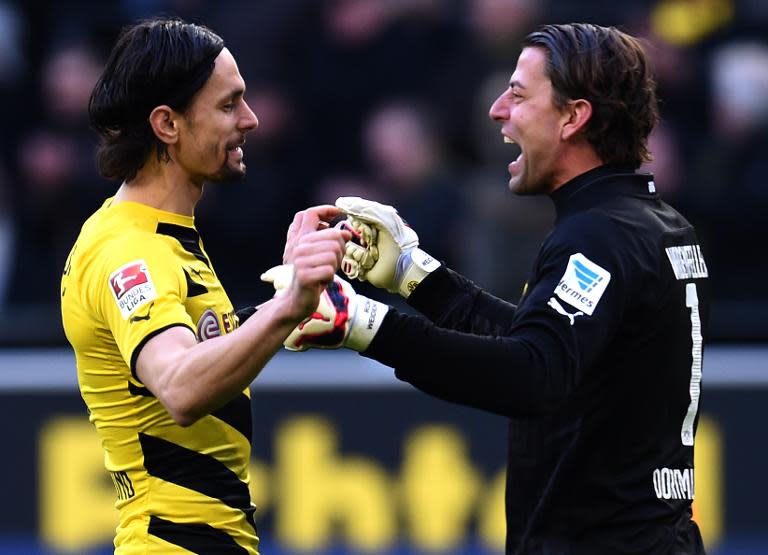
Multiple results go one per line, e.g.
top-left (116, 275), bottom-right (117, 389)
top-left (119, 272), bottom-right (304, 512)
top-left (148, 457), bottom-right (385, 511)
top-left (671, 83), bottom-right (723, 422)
top-left (346, 297), bottom-right (389, 352)
top-left (397, 248), bottom-right (441, 298)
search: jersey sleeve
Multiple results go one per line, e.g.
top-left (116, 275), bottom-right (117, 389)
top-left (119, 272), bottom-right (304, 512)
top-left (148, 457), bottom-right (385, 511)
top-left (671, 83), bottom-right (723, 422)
top-left (511, 213), bottom-right (628, 372)
top-left (407, 266), bottom-right (519, 334)
top-left (363, 213), bottom-right (630, 417)
top-left (92, 232), bottom-right (196, 376)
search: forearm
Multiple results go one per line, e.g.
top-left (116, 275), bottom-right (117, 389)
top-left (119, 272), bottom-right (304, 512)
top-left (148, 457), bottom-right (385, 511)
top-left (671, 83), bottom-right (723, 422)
top-left (335, 197), bottom-right (515, 331)
top-left (141, 296), bottom-right (300, 425)
top-left (409, 266), bottom-right (519, 335)
top-left (363, 308), bottom-right (574, 417)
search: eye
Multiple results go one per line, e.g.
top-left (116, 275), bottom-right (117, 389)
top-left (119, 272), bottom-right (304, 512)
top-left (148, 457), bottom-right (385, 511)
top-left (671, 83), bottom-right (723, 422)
top-left (222, 103), bottom-right (235, 112)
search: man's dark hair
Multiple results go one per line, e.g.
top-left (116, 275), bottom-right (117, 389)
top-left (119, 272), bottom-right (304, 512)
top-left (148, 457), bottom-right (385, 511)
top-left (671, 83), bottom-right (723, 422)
top-left (524, 23), bottom-right (658, 169)
top-left (88, 18), bottom-right (225, 181)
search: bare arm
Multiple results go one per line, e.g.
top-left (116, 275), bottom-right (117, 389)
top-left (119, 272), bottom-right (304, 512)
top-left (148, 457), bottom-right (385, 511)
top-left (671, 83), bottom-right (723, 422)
top-left (135, 295), bottom-right (302, 425)
top-left (136, 217), bottom-right (348, 426)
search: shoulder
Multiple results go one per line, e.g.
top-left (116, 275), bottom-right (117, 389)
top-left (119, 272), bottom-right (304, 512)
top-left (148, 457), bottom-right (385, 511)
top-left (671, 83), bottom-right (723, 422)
top-left (83, 227), bottom-right (180, 305)
top-left (93, 225), bottom-right (171, 265)
top-left (536, 210), bottom-right (642, 299)
top-left (546, 211), bottom-right (630, 262)
top-left (79, 201), bottom-right (173, 258)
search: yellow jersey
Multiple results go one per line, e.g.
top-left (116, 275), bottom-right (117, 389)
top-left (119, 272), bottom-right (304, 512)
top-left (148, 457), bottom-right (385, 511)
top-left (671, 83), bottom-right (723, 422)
top-left (61, 198), bottom-right (258, 554)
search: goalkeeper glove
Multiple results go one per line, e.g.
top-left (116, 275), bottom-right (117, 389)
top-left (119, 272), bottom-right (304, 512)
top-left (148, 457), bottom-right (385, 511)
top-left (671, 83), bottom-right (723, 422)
top-left (335, 196), bottom-right (441, 298)
top-left (260, 265), bottom-right (389, 352)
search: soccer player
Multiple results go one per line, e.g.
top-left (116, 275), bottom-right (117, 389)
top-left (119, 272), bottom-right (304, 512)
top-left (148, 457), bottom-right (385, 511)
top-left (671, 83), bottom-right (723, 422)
top-left (60, 19), bottom-right (348, 554)
top-left (274, 23), bottom-right (710, 554)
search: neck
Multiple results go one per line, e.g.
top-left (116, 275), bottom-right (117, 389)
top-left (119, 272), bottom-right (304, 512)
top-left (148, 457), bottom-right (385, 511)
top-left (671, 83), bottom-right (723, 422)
top-left (114, 157), bottom-right (202, 216)
top-left (549, 142), bottom-right (604, 193)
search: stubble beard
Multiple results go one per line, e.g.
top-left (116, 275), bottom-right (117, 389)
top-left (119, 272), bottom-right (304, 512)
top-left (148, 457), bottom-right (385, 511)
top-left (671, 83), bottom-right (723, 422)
top-left (508, 168), bottom-right (529, 196)
top-left (509, 162), bottom-right (554, 197)
top-left (208, 159), bottom-right (247, 183)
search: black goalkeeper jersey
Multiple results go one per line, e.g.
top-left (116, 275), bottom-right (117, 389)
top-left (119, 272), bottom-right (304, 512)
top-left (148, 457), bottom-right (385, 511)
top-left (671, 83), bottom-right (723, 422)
top-left (364, 165), bottom-right (709, 555)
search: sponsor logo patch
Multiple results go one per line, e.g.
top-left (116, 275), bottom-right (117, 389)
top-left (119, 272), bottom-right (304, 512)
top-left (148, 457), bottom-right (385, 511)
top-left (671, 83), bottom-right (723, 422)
top-left (197, 308), bottom-right (221, 341)
top-left (554, 253), bottom-right (611, 316)
top-left (108, 260), bottom-right (157, 320)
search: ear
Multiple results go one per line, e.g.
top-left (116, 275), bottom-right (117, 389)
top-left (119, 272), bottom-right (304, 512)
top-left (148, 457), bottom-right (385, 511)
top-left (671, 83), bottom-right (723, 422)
top-left (561, 99), bottom-right (592, 141)
top-left (148, 105), bottom-right (179, 145)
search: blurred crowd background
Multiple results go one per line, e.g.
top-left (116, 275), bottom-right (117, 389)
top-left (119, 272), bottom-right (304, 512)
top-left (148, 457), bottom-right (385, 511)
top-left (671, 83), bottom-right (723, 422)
top-left (1, 0), bottom-right (767, 346)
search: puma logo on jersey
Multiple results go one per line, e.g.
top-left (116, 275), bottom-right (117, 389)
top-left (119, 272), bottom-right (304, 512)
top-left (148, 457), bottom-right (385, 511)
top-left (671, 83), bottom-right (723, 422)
top-left (548, 297), bottom-right (584, 326)
top-left (129, 302), bottom-right (154, 324)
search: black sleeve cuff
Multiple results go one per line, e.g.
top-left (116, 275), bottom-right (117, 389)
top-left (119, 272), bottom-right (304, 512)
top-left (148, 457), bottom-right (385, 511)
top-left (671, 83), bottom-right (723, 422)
top-left (130, 323), bottom-right (196, 381)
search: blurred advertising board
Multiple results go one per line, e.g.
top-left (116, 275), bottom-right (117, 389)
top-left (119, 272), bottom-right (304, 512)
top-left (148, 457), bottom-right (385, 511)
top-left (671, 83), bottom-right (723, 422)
top-left (0, 348), bottom-right (765, 554)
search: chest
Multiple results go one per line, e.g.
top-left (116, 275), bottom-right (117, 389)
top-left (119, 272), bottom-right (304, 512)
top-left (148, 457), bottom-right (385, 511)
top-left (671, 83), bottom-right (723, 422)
top-left (159, 230), bottom-right (237, 341)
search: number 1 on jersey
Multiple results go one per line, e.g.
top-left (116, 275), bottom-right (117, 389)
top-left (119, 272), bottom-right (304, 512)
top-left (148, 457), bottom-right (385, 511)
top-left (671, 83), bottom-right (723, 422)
top-left (681, 283), bottom-right (702, 446)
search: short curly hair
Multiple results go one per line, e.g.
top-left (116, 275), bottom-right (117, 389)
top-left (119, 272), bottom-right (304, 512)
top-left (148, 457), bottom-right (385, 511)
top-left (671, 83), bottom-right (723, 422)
top-left (88, 18), bottom-right (224, 182)
top-left (524, 23), bottom-right (658, 169)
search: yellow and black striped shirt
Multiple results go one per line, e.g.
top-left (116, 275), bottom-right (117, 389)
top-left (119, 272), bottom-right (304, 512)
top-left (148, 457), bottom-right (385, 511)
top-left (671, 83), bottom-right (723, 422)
top-left (61, 198), bottom-right (258, 554)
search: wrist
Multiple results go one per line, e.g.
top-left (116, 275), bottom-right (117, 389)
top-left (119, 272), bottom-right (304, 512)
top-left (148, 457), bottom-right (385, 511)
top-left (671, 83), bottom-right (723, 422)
top-left (397, 248), bottom-right (441, 298)
top-left (270, 291), bottom-right (312, 329)
top-left (346, 296), bottom-right (389, 351)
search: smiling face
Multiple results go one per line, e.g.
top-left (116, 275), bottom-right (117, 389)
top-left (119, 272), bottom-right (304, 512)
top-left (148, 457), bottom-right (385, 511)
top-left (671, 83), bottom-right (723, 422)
top-left (489, 46), bottom-right (572, 195)
top-left (173, 48), bottom-right (259, 185)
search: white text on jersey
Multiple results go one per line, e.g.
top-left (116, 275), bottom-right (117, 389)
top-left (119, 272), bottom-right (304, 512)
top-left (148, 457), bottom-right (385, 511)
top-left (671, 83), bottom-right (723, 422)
top-left (652, 467), bottom-right (695, 500)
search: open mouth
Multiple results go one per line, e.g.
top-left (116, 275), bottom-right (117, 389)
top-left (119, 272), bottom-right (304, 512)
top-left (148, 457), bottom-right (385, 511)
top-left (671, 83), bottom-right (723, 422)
top-left (503, 135), bottom-right (523, 174)
top-left (226, 140), bottom-right (245, 159)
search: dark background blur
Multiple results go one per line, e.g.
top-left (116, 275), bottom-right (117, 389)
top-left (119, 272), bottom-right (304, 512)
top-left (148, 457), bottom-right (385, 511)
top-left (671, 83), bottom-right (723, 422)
top-left (1, 0), bottom-right (767, 345)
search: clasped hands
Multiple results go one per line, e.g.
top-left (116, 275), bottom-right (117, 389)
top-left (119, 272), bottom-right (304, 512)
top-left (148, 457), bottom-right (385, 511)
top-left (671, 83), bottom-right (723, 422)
top-left (262, 197), bottom-right (440, 351)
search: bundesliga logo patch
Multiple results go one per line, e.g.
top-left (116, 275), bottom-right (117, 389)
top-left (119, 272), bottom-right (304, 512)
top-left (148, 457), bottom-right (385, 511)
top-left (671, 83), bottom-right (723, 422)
top-left (108, 260), bottom-right (158, 320)
top-left (553, 253), bottom-right (611, 316)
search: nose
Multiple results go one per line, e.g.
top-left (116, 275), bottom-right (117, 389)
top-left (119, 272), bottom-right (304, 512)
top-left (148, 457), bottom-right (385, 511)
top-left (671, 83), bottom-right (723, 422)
top-left (489, 91), bottom-right (509, 122)
top-left (240, 100), bottom-right (259, 132)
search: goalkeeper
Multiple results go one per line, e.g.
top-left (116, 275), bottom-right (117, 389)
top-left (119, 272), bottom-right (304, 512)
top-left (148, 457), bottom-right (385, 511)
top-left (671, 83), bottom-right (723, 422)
top-left (267, 24), bottom-right (709, 555)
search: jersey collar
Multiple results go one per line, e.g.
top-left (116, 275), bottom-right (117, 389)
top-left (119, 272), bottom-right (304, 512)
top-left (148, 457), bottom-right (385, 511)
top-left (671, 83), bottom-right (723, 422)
top-left (550, 164), bottom-right (656, 219)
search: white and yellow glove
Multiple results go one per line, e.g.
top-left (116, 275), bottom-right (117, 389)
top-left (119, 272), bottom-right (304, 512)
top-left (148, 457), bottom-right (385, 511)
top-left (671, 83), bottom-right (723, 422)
top-left (261, 264), bottom-right (388, 352)
top-left (335, 196), bottom-right (441, 298)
